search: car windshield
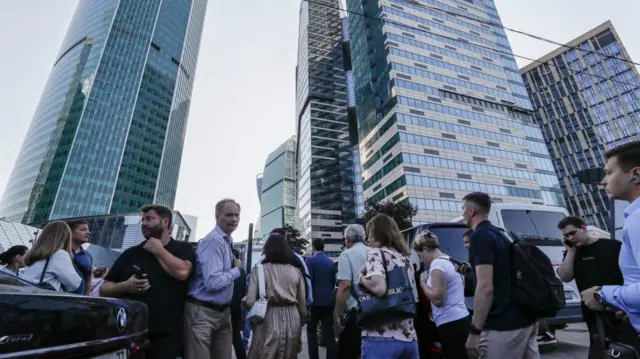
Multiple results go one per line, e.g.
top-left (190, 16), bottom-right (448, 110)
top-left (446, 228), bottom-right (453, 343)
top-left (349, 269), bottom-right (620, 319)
top-left (500, 209), bottom-right (565, 244)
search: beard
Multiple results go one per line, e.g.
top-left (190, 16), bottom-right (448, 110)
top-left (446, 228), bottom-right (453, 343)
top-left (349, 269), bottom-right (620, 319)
top-left (142, 225), bottom-right (164, 239)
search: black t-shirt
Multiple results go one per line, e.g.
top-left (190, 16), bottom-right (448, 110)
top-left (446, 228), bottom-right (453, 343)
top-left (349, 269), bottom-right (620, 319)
top-left (470, 221), bottom-right (537, 331)
top-left (105, 239), bottom-right (195, 336)
top-left (563, 239), bottom-right (623, 328)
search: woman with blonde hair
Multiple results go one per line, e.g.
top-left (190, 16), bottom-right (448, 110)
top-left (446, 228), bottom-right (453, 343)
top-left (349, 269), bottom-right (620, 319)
top-left (359, 213), bottom-right (419, 359)
top-left (22, 221), bottom-right (81, 292)
top-left (414, 231), bottom-right (470, 359)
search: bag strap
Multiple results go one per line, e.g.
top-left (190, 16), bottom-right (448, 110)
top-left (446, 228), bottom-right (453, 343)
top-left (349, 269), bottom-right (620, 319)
top-left (39, 257), bottom-right (51, 285)
top-left (595, 312), bottom-right (608, 349)
top-left (257, 264), bottom-right (266, 299)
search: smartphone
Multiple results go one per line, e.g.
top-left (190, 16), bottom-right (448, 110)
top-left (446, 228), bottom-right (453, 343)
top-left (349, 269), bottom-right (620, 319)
top-left (564, 240), bottom-right (574, 248)
top-left (132, 265), bottom-right (146, 279)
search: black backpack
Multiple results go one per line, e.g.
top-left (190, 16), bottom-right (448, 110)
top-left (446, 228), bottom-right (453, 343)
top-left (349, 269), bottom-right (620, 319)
top-left (497, 228), bottom-right (566, 318)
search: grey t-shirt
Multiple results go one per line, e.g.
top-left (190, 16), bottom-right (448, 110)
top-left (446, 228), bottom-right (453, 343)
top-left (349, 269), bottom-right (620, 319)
top-left (336, 242), bottom-right (369, 309)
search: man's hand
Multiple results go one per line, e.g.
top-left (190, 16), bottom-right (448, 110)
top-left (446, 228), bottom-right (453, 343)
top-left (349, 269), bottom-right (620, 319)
top-left (125, 274), bottom-right (150, 294)
top-left (564, 240), bottom-right (576, 253)
top-left (581, 286), bottom-right (606, 311)
top-left (143, 238), bottom-right (164, 255)
top-left (465, 333), bottom-right (481, 358)
top-left (234, 257), bottom-right (242, 269)
top-left (616, 311), bottom-right (630, 323)
top-left (457, 261), bottom-right (472, 275)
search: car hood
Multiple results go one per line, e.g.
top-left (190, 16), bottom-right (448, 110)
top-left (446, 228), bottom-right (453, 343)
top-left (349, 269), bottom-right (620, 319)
top-left (0, 284), bottom-right (148, 357)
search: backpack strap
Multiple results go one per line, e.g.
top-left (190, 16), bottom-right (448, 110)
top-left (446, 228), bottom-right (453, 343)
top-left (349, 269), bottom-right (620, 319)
top-left (256, 264), bottom-right (266, 300)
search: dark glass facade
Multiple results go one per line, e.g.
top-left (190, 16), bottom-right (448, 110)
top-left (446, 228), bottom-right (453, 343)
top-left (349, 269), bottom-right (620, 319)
top-left (346, 0), bottom-right (563, 224)
top-left (0, 0), bottom-right (207, 223)
top-left (295, 1), bottom-right (358, 247)
top-left (521, 22), bottom-right (640, 230)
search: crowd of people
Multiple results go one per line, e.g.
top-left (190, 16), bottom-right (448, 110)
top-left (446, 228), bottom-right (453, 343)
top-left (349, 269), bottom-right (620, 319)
top-left (0, 140), bottom-right (639, 359)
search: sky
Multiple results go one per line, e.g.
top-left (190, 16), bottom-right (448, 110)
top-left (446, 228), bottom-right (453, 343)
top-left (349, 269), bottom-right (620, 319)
top-left (0, 1), bottom-right (637, 241)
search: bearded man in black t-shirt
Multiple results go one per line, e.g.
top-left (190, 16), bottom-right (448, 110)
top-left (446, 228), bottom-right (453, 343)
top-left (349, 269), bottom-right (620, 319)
top-left (556, 216), bottom-right (632, 358)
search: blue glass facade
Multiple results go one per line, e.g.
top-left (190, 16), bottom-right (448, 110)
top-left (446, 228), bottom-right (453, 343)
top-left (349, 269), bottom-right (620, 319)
top-left (295, 1), bottom-right (358, 246)
top-left (347, 0), bottom-right (563, 224)
top-left (0, 0), bottom-right (207, 223)
top-left (260, 137), bottom-right (297, 239)
top-left (521, 22), bottom-right (640, 229)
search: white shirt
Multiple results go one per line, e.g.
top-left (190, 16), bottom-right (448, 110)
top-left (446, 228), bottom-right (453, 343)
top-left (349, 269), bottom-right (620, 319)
top-left (22, 250), bottom-right (82, 292)
top-left (426, 256), bottom-right (469, 327)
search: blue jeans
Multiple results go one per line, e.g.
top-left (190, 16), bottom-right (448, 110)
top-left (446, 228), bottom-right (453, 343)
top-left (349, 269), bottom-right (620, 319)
top-left (362, 336), bottom-right (419, 359)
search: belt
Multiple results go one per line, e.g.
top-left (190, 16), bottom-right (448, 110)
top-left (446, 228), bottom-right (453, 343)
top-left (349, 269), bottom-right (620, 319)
top-left (187, 297), bottom-right (229, 312)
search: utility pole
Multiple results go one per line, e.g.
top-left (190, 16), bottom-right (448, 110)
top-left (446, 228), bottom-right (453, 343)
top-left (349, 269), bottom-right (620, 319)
top-left (246, 223), bottom-right (254, 273)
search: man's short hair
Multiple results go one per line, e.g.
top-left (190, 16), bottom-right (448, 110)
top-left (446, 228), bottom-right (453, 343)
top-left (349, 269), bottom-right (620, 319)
top-left (312, 238), bottom-right (325, 251)
top-left (344, 224), bottom-right (365, 243)
top-left (557, 216), bottom-right (586, 230)
top-left (215, 198), bottom-right (240, 218)
top-left (463, 228), bottom-right (473, 238)
top-left (66, 220), bottom-right (89, 231)
top-left (462, 192), bottom-right (491, 215)
top-left (140, 204), bottom-right (173, 228)
top-left (604, 140), bottom-right (640, 172)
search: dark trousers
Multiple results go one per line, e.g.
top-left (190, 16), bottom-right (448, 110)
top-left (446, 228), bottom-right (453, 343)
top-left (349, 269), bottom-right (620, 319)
top-left (307, 305), bottom-right (337, 359)
top-left (337, 311), bottom-right (361, 359)
top-left (437, 316), bottom-right (470, 359)
top-left (231, 309), bottom-right (246, 359)
top-left (145, 333), bottom-right (182, 359)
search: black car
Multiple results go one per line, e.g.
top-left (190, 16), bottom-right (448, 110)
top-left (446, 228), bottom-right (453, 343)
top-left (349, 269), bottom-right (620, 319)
top-left (0, 271), bottom-right (148, 359)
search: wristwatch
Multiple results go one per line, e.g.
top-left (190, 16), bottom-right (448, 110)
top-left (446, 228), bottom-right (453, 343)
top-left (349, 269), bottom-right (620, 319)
top-left (469, 324), bottom-right (482, 335)
top-left (594, 287), bottom-right (604, 304)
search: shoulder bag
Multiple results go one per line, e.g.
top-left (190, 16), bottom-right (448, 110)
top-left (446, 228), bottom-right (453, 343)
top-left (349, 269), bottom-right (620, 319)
top-left (594, 312), bottom-right (640, 359)
top-left (353, 249), bottom-right (417, 328)
top-left (247, 264), bottom-right (268, 324)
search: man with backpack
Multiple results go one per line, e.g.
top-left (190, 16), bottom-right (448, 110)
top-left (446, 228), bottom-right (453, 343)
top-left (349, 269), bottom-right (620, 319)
top-left (462, 192), bottom-right (540, 359)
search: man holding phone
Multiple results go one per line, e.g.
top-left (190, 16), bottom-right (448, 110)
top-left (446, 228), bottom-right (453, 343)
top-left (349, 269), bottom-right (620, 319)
top-left (556, 216), bottom-right (624, 357)
top-left (100, 204), bottom-right (195, 359)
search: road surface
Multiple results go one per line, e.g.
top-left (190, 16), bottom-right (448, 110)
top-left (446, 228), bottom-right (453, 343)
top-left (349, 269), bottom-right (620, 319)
top-left (234, 323), bottom-right (590, 358)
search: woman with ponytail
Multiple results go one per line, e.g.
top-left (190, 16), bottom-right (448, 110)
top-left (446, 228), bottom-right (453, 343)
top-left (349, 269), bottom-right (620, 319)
top-left (0, 245), bottom-right (28, 275)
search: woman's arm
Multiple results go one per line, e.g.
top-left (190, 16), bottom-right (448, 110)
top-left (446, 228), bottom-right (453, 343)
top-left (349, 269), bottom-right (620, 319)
top-left (242, 268), bottom-right (259, 309)
top-left (421, 269), bottom-right (446, 307)
top-left (51, 251), bottom-right (82, 292)
top-left (360, 249), bottom-right (387, 298)
top-left (296, 272), bottom-right (307, 323)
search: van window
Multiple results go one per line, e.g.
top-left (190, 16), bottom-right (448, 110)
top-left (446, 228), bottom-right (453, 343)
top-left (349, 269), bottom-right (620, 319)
top-left (501, 210), bottom-right (565, 243)
top-left (428, 226), bottom-right (469, 262)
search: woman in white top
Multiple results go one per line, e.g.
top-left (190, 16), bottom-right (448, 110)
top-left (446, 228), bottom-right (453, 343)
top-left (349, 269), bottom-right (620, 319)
top-left (414, 231), bottom-right (470, 359)
top-left (22, 221), bottom-right (81, 292)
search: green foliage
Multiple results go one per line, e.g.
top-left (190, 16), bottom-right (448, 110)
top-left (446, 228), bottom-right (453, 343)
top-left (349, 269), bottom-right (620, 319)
top-left (358, 200), bottom-right (418, 231)
top-left (282, 224), bottom-right (309, 255)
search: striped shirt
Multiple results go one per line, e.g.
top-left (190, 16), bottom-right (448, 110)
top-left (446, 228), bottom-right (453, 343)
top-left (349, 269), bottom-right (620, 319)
top-left (188, 226), bottom-right (240, 305)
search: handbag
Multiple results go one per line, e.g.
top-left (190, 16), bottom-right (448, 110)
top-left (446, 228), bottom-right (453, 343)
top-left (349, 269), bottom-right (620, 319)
top-left (37, 258), bottom-right (57, 291)
top-left (594, 312), bottom-right (640, 359)
top-left (247, 264), bottom-right (268, 324)
top-left (353, 248), bottom-right (417, 328)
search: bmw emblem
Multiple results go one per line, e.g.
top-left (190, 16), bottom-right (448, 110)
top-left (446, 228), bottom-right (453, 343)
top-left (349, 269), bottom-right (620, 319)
top-left (116, 308), bottom-right (128, 333)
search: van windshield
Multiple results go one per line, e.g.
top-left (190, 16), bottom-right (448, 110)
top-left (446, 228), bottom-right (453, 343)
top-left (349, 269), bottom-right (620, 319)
top-left (500, 209), bottom-right (565, 245)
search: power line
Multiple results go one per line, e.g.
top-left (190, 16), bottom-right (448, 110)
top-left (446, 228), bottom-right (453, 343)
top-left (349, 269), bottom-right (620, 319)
top-left (302, 0), bottom-right (640, 91)
top-left (401, 0), bottom-right (640, 67)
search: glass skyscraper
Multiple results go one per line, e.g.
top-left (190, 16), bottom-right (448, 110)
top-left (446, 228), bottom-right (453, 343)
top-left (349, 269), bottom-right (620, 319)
top-left (521, 21), bottom-right (640, 230)
top-left (259, 136), bottom-right (298, 239)
top-left (295, 0), bottom-right (360, 247)
top-left (346, 0), bottom-right (564, 224)
top-left (0, 0), bottom-right (207, 223)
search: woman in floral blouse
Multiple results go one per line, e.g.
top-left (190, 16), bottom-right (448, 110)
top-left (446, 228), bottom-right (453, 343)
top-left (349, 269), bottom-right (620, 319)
top-left (359, 214), bottom-right (419, 359)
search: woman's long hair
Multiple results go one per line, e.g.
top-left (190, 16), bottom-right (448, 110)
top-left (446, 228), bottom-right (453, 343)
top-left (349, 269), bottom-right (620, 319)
top-left (23, 221), bottom-right (73, 267)
top-left (366, 213), bottom-right (411, 255)
top-left (0, 245), bottom-right (28, 265)
top-left (262, 234), bottom-right (297, 266)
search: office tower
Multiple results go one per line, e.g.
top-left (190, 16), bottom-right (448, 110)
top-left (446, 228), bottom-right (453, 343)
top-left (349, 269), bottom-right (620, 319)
top-left (345, 0), bottom-right (564, 224)
top-left (295, 0), bottom-right (359, 247)
top-left (521, 21), bottom-right (640, 229)
top-left (260, 136), bottom-right (298, 239)
top-left (0, 0), bottom-right (208, 223)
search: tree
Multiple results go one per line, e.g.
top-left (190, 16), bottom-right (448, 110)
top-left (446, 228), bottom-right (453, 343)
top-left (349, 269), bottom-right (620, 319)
top-left (281, 225), bottom-right (309, 255)
top-left (359, 200), bottom-right (418, 231)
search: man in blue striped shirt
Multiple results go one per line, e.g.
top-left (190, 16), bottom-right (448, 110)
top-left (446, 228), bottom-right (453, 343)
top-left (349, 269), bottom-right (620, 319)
top-left (582, 141), bottom-right (640, 347)
top-left (184, 199), bottom-right (243, 359)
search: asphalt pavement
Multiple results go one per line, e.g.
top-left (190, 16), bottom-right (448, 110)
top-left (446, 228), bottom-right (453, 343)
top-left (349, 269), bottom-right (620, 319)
top-left (234, 323), bottom-right (590, 358)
